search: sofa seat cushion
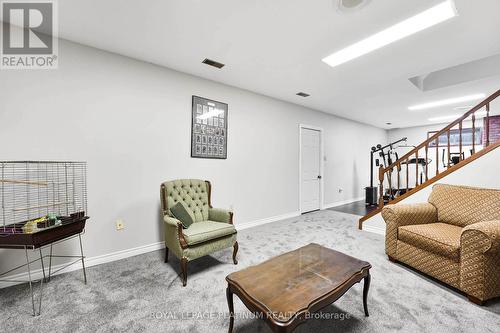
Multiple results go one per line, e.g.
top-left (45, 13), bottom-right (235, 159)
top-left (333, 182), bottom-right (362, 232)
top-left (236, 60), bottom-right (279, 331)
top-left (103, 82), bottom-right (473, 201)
top-left (183, 221), bottom-right (236, 246)
top-left (398, 223), bottom-right (462, 261)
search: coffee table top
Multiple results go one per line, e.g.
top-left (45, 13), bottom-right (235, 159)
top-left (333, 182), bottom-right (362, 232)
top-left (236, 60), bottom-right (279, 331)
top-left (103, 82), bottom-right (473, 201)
top-left (226, 243), bottom-right (371, 323)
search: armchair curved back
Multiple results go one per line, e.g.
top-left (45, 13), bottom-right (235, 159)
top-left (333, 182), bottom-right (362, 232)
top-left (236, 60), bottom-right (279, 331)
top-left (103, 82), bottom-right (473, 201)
top-left (428, 184), bottom-right (500, 227)
top-left (161, 179), bottom-right (212, 223)
top-left (160, 179), bottom-right (212, 222)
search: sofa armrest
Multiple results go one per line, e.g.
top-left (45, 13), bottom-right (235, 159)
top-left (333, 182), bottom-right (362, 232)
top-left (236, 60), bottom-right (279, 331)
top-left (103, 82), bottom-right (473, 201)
top-left (381, 203), bottom-right (438, 258)
top-left (460, 220), bottom-right (500, 301)
top-left (163, 216), bottom-right (188, 249)
top-left (382, 203), bottom-right (438, 227)
top-left (461, 220), bottom-right (500, 254)
top-left (209, 208), bottom-right (233, 224)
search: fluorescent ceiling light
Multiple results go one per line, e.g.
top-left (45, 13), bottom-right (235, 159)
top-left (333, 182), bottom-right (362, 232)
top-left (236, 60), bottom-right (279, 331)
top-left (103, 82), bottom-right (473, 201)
top-left (453, 105), bottom-right (474, 111)
top-left (428, 110), bottom-right (487, 122)
top-left (322, 0), bottom-right (458, 68)
top-left (409, 93), bottom-right (486, 111)
top-left (197, 109), bottom-right (224, 120)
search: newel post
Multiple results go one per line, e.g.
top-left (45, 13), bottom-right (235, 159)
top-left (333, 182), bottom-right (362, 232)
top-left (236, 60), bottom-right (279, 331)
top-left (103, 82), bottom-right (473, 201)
top-left (378, 166), bottom-right (384, 208)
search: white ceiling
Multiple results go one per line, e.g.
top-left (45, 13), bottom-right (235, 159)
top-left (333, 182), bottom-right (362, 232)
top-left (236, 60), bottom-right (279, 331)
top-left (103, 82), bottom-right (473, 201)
top-left (56, 0), bottom-right (500, 129)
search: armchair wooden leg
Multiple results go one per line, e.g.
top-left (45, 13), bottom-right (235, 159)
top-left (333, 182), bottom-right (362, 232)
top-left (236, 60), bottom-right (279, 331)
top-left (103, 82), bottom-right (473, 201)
top-left (164, 247), bottom-right (169, 263)
top-left (467, 295), bottom-right (484, 306)
top-left (388, 256), bottom-right (397, 263)
top-left (181, 258), bottom-right (188, 287)
top-left (232, 241), bottom-right (239, 265)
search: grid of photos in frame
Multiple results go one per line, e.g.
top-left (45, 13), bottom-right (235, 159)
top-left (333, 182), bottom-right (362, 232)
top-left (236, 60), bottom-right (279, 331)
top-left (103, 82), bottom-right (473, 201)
top-left (191, 96), bottom-right (228, 159)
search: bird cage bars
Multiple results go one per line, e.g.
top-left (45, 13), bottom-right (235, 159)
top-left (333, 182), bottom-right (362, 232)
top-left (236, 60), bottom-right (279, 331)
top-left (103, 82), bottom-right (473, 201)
top-left (0, 161), bottom-right (87, 235)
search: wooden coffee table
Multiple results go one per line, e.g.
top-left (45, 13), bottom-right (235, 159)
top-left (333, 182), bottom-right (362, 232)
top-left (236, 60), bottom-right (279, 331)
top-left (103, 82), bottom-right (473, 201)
top-left (225, 243), bottom-right (371, 333)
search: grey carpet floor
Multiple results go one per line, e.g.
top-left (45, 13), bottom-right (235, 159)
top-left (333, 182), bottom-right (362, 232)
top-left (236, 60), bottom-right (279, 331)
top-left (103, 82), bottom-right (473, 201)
top-left (0, 210), bottom-right (499, 333)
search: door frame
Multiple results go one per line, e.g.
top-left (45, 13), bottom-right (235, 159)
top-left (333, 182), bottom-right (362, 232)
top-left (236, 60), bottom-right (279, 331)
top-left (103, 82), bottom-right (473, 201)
top-left (299, 124), bottom-right (324, 214)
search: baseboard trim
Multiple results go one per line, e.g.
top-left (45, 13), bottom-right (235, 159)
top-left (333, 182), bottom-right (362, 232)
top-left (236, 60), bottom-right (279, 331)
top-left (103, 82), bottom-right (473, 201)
top-left (0, 241), bottom-right (164, 289)
top-left (236, 211), bottom-right (301, 230)
top-left (85, 241), bottom-right (165, 267)
top-left (362, 224), bottom-right (385, 235)
top-left (323, 197), bottom-right (364, 209)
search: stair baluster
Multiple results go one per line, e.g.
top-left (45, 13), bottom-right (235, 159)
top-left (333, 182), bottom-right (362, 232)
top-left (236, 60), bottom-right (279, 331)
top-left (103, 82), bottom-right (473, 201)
top-left (435, 137), bottom-right (439, 175)
top-left (425, 144), bottom-right (428, 181)
top-left (472, 113), bottom-right (476, 154)
top-left (459, 121), bottom-right (463, 161)
top-left (486, 103), bottom-right (490, 147)
top-left (447, 130), bottom-right (451, 168)
top-left (415, 150), bottom-right (419, 187)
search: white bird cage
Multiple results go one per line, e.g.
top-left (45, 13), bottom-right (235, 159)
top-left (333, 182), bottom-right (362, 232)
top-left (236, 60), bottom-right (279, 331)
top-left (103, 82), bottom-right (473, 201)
top-left (0, 161), bottom-right (88, 235)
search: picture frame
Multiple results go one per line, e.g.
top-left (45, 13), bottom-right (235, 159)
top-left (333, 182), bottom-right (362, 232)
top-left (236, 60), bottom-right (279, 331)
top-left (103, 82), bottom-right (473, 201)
top-left (191, 96), bottom-right (228, 159)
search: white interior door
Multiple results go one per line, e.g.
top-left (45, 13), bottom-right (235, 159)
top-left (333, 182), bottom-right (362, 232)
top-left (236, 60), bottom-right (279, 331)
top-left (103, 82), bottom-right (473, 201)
top-left (300, 127), bottom-right (321, 213)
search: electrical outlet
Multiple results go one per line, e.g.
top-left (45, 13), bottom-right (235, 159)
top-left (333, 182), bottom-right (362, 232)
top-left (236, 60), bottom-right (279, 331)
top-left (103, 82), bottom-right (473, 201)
top-left (116, 219), bottom-right (125, 231)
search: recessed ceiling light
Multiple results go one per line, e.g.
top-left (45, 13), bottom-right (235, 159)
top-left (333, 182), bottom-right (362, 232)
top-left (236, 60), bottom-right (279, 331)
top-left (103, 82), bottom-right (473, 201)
top-left (337, 0), bottom-right (371, 12)
top-left (322, 0), bottom-right (458, 68)
top-left (296, 92), bottom-right (310, 97)
top-left (409, 93), bottom-right (486, 111)
top-left (202, 58), bottom-right (225, 69)
top-left (428, 110), bottom-right (487, 122)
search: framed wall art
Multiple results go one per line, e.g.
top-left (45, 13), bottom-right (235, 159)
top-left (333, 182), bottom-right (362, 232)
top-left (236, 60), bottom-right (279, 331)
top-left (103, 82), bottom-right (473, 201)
top-left (191, 95), bottom-right (228, 159)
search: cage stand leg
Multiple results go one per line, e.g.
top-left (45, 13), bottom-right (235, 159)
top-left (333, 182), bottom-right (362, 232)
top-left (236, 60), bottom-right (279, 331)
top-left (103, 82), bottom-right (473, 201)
top-left (24, 247), bottom-right (35, 316)
top-left (38, 248), bottom-right (45, 312)
top-left (39, 248), bottom-right (47, 282)
top-left (79, 233), bottom-right (87, 284)
top-left (25, 246), bottom-right (43, 316)
top-left (38, 264), bottom-right (44, 316)
top-left (48, 244), bottom-right (53, 282)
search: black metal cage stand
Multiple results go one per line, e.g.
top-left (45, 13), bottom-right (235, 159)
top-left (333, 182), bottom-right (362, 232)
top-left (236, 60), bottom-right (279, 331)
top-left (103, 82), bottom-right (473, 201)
top-left (0, 231), bottom-right (88, 316)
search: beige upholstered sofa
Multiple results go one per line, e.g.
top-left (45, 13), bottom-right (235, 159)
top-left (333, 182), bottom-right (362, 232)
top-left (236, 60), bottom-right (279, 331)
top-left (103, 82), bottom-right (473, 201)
top-left (382, 184), bottom-right (500, 305)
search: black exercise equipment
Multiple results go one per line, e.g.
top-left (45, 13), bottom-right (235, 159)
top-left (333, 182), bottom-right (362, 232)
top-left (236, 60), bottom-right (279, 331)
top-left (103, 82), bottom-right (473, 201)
top-left (402, 158), bottom-right (428, 166)
top-left (442, 149), bottom-right (465, 168)
top-left (366, 137), bottom-right (407, 206)
top-left (365, 187), bottom-right (378, 207)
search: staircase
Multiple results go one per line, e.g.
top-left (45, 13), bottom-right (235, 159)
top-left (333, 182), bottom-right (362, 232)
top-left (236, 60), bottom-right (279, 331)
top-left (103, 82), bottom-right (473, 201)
top-left (359, 89), bottom-right (500, 230)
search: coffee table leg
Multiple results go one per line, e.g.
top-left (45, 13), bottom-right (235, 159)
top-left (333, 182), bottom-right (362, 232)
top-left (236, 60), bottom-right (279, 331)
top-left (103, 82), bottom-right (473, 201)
top-left (226, 287), bottom-right (234, 333)
top-left (363, 272), bottom-right (370, 317)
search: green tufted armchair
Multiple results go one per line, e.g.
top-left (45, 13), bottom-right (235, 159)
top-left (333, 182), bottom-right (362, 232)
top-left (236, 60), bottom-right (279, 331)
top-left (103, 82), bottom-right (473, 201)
top-left (160, 179), bottom-right (238, 286)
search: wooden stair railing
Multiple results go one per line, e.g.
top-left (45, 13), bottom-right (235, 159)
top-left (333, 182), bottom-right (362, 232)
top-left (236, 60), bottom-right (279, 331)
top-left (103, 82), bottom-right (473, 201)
top-left (359, 89), bottom-right (500, 230)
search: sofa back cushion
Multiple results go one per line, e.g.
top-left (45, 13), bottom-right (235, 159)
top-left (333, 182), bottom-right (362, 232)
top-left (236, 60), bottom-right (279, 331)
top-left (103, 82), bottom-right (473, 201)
top-left (162, 179), bottom-right (210, 222)
top-left (428, 184), bottom-right (500, 227)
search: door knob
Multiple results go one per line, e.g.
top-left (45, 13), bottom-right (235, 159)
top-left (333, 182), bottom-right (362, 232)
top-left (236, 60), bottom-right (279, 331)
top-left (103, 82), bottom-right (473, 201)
top-left (317, 175), bottom-right (322, 179)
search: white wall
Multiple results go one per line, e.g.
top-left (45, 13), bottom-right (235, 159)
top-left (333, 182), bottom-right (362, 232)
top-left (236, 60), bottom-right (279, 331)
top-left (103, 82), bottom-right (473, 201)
top-left (0, 39), bottom-right (387, 277)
